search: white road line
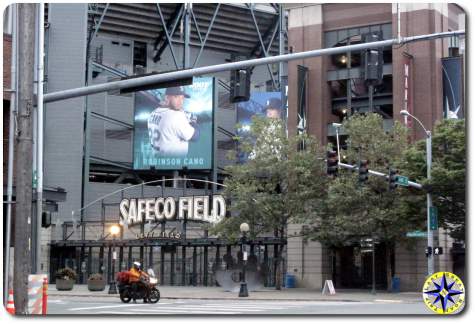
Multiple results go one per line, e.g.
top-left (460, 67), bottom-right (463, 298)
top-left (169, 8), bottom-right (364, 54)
top-left (196, 304), bottom-right (299, 308)
top-left (138, 307), bottom-right (264, 312)
top-left (133, 309), bottom-right (239, 314)
top-left (69, 304), bottom-right (149, 311)
top-left (96, 311), bottom-right (137, 315)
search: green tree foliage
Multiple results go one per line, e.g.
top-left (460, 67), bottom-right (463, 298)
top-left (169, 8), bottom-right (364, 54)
top-left (210, 116), bottom-right (328, 288)
top-left (303, 113), bottom-right (424, 290)
top-left (306, 114), bottom-right (422, 245)
top-left (400, 119), bottom-right (466, 242)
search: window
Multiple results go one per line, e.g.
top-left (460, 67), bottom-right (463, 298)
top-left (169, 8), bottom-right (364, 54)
top-left (133, 41), bottom-right (147, 74)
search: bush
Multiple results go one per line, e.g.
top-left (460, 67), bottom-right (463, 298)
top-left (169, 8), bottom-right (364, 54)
top-left (55, 267), bottom-right (77, 281)
top-left (88, 273), bottom-right (104, 281)
top-left (116, 271), bottom-right (130, 284)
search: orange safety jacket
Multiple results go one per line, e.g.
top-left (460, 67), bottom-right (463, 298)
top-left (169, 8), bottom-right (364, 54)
top-left (129, 268), bottom-right (141, 283)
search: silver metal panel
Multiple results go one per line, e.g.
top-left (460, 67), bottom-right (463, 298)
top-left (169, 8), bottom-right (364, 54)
top-left (44, 3), bottom-right (88, 222)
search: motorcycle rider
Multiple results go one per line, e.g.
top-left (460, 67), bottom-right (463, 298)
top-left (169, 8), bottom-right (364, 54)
top-left (129, 261), bottom-right (150, 303)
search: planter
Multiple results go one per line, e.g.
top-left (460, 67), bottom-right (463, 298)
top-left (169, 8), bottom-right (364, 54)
top-left (87, 279), bottom-right (106, 291)
top-left (56, 279), bottom-right (75, 291)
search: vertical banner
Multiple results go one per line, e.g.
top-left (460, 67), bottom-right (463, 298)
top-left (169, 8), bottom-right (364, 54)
top-left (133, 77), bottom-right (214, 170)
top-left (236, 92), bottom-right (283, 162)
top-left (442, 56), bottom-right (464, 119)
top-left (402, 53), bottom-right (413, 128)
top-left (297, 65), bottom-right (308, 133)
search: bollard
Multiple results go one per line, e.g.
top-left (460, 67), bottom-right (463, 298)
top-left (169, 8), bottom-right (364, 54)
top-left (42, 277), bottom-right (48, 315)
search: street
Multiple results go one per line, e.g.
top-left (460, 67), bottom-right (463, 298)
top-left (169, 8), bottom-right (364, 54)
top-left (46, 296), bottom-right (433, 315)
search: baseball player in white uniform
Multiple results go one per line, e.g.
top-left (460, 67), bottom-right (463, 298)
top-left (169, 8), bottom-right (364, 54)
top-left (147, 86), bottom-right (200, 156)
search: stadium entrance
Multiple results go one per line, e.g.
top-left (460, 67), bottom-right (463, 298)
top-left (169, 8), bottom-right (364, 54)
top-left (48, 178), bottom-right (286, 288)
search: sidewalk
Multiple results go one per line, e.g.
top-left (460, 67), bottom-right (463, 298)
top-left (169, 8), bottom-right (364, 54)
top-left (48, 285), bottom-right (422, 303)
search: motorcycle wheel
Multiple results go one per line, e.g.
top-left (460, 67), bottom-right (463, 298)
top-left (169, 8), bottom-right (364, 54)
top-left (119, 290), bottom-right (132, 303)
top-left (148, 288), bottom-right (160, 304)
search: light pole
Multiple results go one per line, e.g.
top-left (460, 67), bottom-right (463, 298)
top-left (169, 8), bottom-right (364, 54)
top-left (239, 222), bottom-right (249, 297)
top-left (108, 224), bottom-right (120, 294)
top-left (400, 110), bottom-right (434, 275)
top-left (332, 123), bottom-right (342, 162)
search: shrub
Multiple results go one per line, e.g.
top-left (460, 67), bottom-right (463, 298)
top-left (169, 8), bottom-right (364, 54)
top-left (55, 267), bottom-right (77, 281)
top-left (88, 273), bottom-right (104, 281)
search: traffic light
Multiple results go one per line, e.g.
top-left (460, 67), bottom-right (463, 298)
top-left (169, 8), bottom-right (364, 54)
top-left (230, 68), bottom-right (251, 103)
top-left (42, 211), bottom-right (51, 228)
top-left (326, 151), bottom-right (338, 176)
top-left (358, 160), bottom-right (369, 183)
top-left (434, 247), bottom-right (443, 255)
top-left (388, 168), bottom-right (399, 190)
top-left (362, 32), bottom-right (383, 86)
top-left (425, 246), bottom-right (433, 257)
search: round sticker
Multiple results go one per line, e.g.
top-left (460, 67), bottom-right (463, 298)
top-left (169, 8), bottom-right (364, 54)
top-left (422, 271), bottom-right (465, 314)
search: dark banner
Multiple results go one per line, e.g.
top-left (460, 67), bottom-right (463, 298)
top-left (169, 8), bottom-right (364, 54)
top-left (442, 56), bottom-right (464, 119)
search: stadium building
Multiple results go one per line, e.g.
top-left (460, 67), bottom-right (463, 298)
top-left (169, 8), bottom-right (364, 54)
top-left (3, 3), bottom-right (465, 292)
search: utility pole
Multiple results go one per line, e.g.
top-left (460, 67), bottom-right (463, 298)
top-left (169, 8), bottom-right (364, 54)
top-left (13, 3), bottom-right (36, 314)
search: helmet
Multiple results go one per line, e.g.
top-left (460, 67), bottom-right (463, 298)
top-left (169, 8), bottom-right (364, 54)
top-left (133, 261), bottom-right (141, 269)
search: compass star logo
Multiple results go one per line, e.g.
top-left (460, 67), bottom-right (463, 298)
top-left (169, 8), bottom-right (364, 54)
top-left (422, 272), bottom-right (465, 314)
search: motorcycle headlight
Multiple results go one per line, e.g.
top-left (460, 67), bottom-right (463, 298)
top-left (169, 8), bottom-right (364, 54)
top-left (150, 278), bottom-right (158, 284)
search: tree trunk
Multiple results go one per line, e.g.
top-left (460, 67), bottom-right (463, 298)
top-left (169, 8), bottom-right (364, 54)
top-left (275, 245), bottom-right (283, 290)
top-left (386, 243), bottom-right (393, 292)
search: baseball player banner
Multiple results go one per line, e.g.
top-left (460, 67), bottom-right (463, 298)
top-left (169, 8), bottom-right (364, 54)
top-left (236, 92), bottom-right (283, 162)
top-left (133, 77), bottom-right (214, 170)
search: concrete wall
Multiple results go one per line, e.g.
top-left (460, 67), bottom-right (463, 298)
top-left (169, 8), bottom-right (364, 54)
top-left (44, 4), bottom-right (88, 224)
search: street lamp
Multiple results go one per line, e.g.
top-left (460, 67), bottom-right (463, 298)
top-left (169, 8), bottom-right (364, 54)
top-left (239, 222), bottom-right (250, 297)
top-left (332, 123), bottom-right (342, 163)
top-left (400, 109), bottom-right (434, 275)
top-left (108, 224), bottom-right (121, 294)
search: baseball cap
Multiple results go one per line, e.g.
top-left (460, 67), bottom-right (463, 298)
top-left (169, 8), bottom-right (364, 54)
top-left (265, 98), bottom-right (282, 111)
top-left (165, 86), bottom-right (190, 98)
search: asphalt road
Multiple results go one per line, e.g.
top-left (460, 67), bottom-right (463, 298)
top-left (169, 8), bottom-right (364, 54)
top-left (46, 296), bottom-right (434, 315)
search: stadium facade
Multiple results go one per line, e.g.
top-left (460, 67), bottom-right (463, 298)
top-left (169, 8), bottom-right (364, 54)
top-left (3, 3), bottom-right (465, 291)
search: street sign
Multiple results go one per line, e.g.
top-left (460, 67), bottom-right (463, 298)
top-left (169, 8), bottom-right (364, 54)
top-left (396, 175), bottom-right (409, 186)
top-left (430, 207), bottom-right (438, 230)
top-left (434, 247), bottom-right (443, 255)
top-left (406, 231), bottom-right (427, 237)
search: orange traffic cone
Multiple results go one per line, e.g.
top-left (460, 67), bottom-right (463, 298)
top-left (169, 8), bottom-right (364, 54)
top-left (6, 289), bottom-right (15, 315)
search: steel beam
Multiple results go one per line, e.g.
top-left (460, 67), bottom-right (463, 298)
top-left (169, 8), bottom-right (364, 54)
top-left (156, 4), bottom-right (180, 69)
top-left (192, 4), bottom-right (220, 68)
top-left (249, 5), bottom-right (278, 90)
top-left (43, 30), bottom-right (465, 103)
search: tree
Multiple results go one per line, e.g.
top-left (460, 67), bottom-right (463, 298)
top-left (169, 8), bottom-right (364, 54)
top-left (304, 113), bottom-right (423, 290)
top-left (210, 116), bottom-right (328, 289)
top-left (400, 119), bottom-right (466, 242)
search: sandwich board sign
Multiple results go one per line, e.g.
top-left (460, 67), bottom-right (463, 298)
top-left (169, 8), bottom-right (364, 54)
top-left (322, 280), bottom-right (336, 295)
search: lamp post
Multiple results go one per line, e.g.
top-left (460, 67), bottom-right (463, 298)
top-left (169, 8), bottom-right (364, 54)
top-left (332, 123), bottom-right (342, 162)
top-left (108, 224), bottom-right (120, 294)
top-left (400, 110), bottom-right (434, 275)
top-left (239, 222), bottom-right (250, 297)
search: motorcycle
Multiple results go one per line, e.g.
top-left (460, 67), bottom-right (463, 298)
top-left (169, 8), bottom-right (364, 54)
top-left (118, 269), bottom-right (160, 304)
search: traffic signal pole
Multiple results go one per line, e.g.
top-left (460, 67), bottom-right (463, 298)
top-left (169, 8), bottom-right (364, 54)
top-left (43, 30), bottom-right (464, 104)
top-left (338, 162), bottom-right (423, 190)
top-left (426, 131), bottom-right (434, 275)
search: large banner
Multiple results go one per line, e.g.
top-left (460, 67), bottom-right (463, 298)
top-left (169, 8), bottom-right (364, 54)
top-left (133, 77), bottom-right (214, 170)
top-left (236, 91), bottom-right (283, 130)
top-left (442, 56), bottom-right (464, 119)
top-left (236, 91), bottom-right (283, 162)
